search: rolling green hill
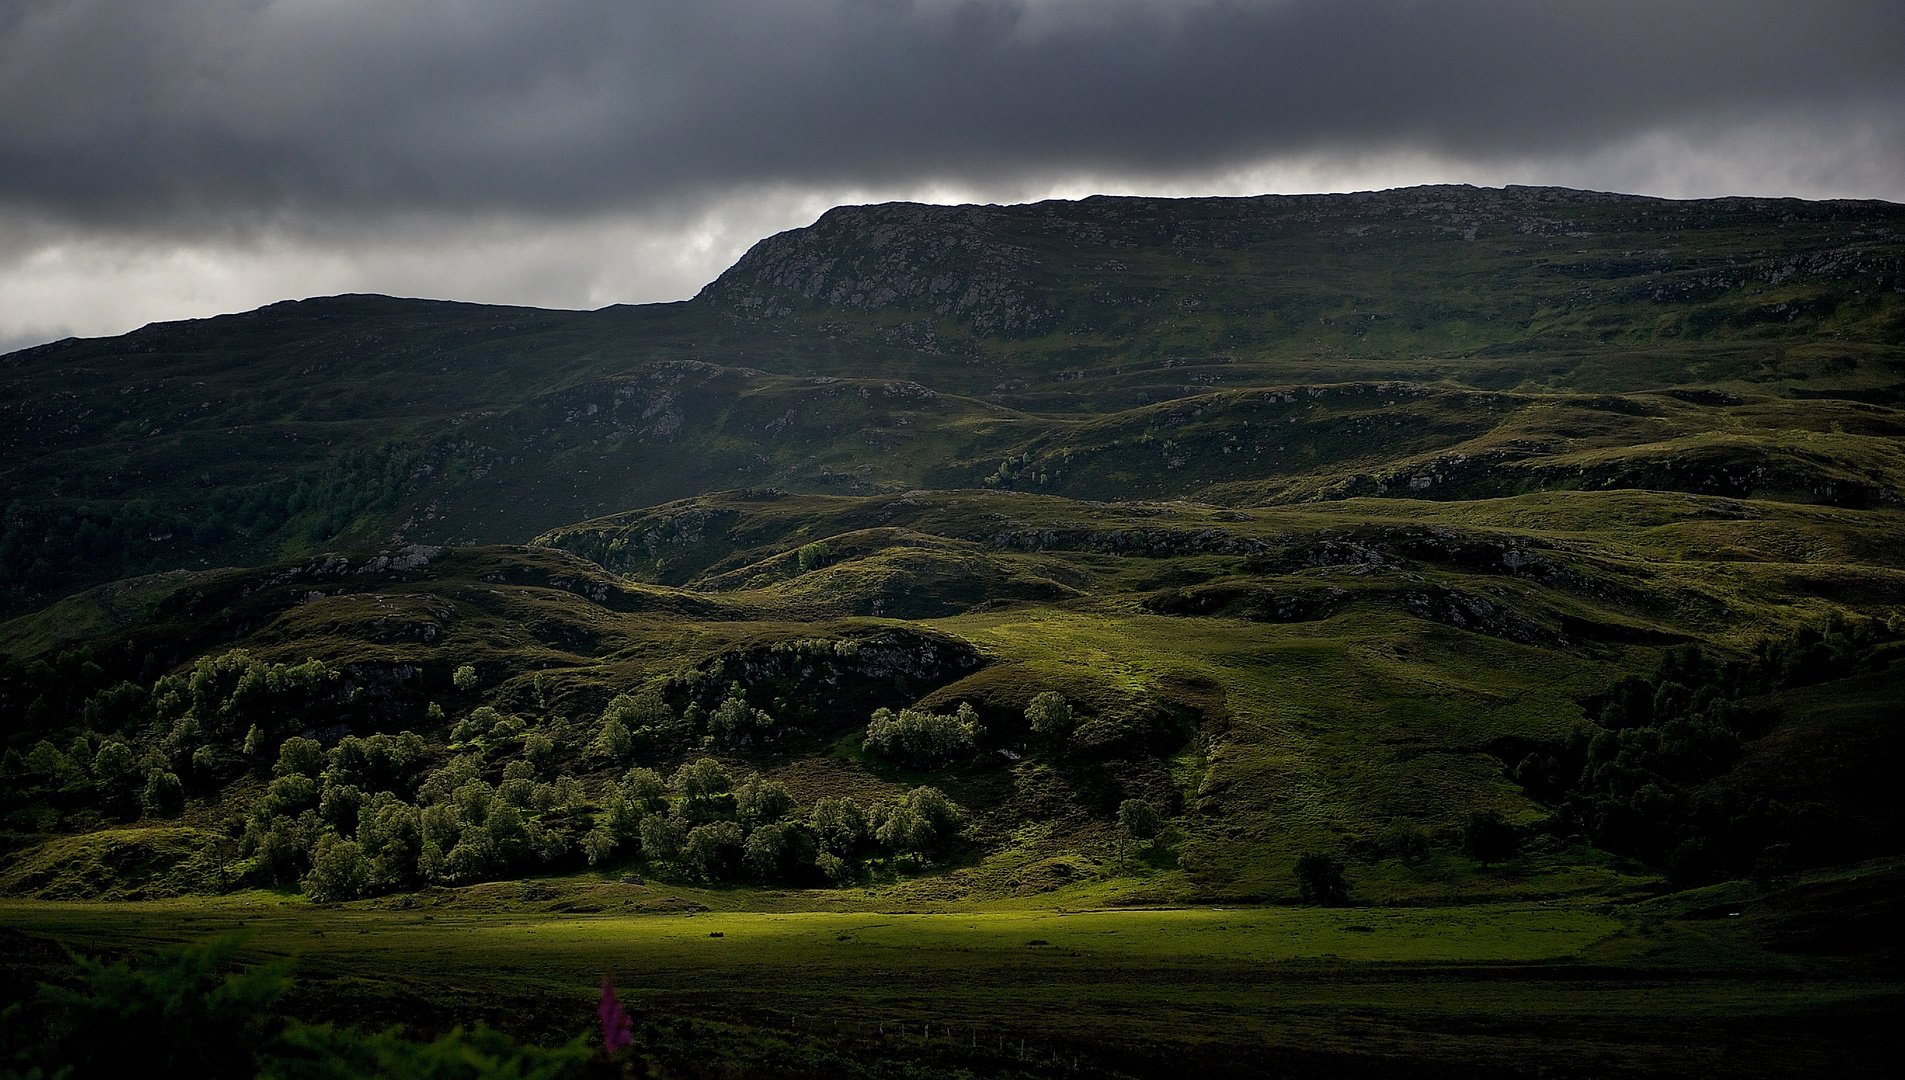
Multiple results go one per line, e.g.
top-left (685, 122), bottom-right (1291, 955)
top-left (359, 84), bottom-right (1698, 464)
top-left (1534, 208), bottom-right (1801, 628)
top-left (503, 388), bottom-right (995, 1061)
top-left (3, 483), bottom-right (1901, 904)
top-left (5, 185), bottom-right (1903, 617)
top-left (3, 185), bottom-right (1903, 1076)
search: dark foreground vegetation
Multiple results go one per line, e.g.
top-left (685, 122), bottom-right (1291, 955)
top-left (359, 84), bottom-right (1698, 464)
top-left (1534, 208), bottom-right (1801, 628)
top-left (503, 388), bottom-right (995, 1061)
top-left (1, 935), bottom-right (591, 1080)
top-left (2, 884), bottom-right (1900, 1080)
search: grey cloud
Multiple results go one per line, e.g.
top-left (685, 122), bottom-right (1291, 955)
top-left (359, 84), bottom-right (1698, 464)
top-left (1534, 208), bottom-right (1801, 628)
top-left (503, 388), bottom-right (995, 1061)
top-left (2, 0), bottom-right (1901, 229)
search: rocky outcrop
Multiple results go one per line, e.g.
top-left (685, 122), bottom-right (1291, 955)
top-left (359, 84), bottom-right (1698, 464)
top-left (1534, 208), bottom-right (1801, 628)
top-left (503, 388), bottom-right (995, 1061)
top-left (699, 202), bottom-right (1049, 336)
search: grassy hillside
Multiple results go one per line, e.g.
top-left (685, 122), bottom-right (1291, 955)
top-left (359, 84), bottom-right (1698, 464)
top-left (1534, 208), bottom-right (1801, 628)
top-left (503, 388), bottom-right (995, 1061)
top-left (3, 184), bottom-right (1904, 1076)
top-left (705, 186), bottom-right (1905, 384)
top-left (3, 485), bottom-right (1900, 912)
top-left (4, 185), bottom-right (1903, 616)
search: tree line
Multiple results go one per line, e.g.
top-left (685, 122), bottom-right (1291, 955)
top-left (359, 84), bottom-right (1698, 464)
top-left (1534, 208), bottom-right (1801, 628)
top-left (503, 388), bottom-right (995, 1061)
top-left (0, 648), bottom-right (988, 901)
top-left (1515, 613), bottom-right (1901, 883)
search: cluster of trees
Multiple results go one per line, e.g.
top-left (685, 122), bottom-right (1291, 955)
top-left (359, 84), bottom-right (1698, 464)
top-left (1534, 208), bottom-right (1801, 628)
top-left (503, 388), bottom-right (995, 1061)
top-left (982, 452), bottom-right (1053, 489)
top-left (236, 732), bottom-right (443, 900)
top-left (1113, 797), bottom-right (1162, 861)
top-left (596, 758), bottom-right (962, 884)
top-left (580, 684), bottom-right (786, 763)
top-left (584, 654), bottom-right (933, 766)
top-left (0, 730), bottom-right (169, 822)
top-left (854, 687), bottom-right (1184, 780)
top-left (1, 650), bottom-right (436, 839)
top-left (1024, 692), bottom-right (1075, 737)
top-left (1522, 657), bottom-right (1764, 884)
top-left (5, 645), bottom-right (120, 738)
top-left (450, 704), bottom-right (540, 749)
top-left (156, 651), bottom-right (347, 756)
top-left (2, 650), bottom-right (584, 899)
top-left (863, 703), bottom-right (983, 767)
top-left (2, 651), bottom-right (370, 829)
top-left (1517, 616), bottom-right (1901, 883)
top-left (248, 735), bottom-right (965, 901)
top-left (651, 638), bottom-right (868, 743)
top-left (796, 541), bottom-right (832, 572)
top-left (284, 443), bottom-right (421, 544)
top-left (1294, 853), bottom-right (1348, 905)
top-left (6, 642), bottom-right (983, 901)
top-left (858, 691), bottom-right (1083, 770)
top-left (587, 675), bottom-right (1156, 804)
top-left (704, 693), bottom-right (779, 748)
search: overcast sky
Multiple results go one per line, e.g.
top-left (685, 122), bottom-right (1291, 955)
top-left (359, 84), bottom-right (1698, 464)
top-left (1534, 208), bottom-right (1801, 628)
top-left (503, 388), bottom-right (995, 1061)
top-left (2, 0), bottom-right (1901, 352)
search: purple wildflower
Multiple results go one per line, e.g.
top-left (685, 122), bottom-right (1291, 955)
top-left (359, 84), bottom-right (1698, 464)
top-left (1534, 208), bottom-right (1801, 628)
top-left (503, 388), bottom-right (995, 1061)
top-left (598, 973), bottom-right (635, 1055)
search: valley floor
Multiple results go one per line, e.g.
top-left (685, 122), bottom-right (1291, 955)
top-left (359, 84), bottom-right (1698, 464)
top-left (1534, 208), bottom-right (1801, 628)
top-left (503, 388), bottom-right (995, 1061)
top-left (3, 865), bottom-right (1900, 1079)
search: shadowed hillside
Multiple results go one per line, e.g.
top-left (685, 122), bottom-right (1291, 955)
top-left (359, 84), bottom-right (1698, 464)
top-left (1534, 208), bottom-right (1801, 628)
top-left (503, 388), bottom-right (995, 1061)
top-left (5, 185), bottom-right (1903, 616)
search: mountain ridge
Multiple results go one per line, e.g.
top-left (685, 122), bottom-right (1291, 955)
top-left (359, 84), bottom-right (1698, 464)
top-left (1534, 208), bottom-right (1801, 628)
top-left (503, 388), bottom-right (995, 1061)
top-left (5, 182), bottom-right (1904, 617)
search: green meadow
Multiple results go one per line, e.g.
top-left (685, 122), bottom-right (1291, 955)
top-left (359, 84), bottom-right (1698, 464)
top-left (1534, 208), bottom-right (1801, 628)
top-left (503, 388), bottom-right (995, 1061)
top-left (4, 885), bottom-right (1899, 1078)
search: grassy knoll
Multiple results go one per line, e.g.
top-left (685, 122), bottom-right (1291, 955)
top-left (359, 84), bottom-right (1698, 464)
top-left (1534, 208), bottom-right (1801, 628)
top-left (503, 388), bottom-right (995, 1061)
top-left (2, 886), bottom-right (1898, 1078)
top-left (908, 604), bottom-right (1625, 905)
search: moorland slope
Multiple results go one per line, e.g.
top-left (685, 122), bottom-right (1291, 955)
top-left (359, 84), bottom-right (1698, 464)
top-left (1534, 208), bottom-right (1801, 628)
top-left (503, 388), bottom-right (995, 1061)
top-left (4, 184), bottom-right (1901, 615)
top-left (2, 184), bottom-right (1902, 939)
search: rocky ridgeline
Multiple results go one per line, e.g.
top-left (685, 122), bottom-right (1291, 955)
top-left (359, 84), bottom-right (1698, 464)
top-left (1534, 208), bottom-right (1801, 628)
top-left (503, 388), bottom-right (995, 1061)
top-left (701, 202), bottom-right (1049, 336)
top-left (698, 185), bottom-right (1905, 338)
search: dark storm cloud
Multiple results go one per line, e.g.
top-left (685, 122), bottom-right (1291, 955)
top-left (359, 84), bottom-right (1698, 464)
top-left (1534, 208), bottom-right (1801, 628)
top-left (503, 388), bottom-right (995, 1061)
top-left (1, 0), bottom-right (1899, 227)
